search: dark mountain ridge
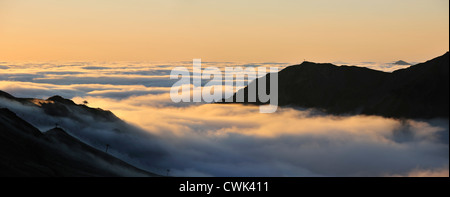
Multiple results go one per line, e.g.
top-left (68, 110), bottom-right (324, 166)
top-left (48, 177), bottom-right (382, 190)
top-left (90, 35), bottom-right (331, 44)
top-left (0, 91), bottom-right (161, 176)
top-left (225, 52), bottom-right (449, 119)
top-left (0, 107), bottom-right (158, 177)
top-left (0, 91), bottom-right (120, 122)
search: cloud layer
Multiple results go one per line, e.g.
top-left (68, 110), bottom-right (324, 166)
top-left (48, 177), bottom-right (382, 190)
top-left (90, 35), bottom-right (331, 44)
top-left (1, 60), bottom-right (409, 98)
top-left (76, 95), bottom-right (449, 177)
top-left (1, 61), bottom-right (447, 177)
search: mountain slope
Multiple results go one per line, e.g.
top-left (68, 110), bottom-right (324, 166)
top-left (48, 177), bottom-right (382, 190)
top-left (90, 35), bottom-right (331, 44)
top-left (0, 107), bottom-right (158, 177)
top-left (226, 52), bottom-right (449, 119)
top-left (0, 90), bottom-right (166, 177)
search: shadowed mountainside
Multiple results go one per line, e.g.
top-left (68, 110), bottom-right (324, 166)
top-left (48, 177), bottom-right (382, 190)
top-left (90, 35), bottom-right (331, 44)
top-left (225, 52), bottom-right (449, 119)
top-left (0, 107), bottom-right (159, 177)
top-left (0, 91), bottom-right (162, 177)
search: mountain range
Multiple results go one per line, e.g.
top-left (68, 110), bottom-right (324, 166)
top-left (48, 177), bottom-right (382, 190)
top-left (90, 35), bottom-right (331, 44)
top-left (225, 52), bottom-right (449, 119)
top-left (0, 91), bottom-right (159, 176)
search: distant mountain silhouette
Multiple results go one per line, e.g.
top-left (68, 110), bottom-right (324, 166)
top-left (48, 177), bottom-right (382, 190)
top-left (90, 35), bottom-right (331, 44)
top-left (224, 52), bottom-right (449, 119)
top-left (393, 60), bottom-right (411, 65)
top-left (0, 92), bottom-right (160, 177)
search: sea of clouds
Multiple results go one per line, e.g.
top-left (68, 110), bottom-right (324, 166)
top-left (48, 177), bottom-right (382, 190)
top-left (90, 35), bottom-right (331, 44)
top-left (0, 61), bottom-right (448, 177)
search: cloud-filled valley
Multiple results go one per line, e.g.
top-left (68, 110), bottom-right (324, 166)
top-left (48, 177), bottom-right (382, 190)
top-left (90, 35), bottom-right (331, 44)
top-left (0, 61), bottom-right (448, 177)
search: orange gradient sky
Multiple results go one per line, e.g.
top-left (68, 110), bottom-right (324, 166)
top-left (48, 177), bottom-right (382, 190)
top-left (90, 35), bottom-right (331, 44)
top-left (0, 0), bottom-right (448, 62)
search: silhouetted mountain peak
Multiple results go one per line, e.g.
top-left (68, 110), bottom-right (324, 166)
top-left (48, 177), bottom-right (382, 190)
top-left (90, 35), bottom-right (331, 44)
top-left (0, 91), bottom-right (120, 122)
top-left (299, 61), bottom-right (317, 65)
top-left (297, 61), bottom-right (336, 68)
top-left (227, 51), bottom-right (449, 119)
top-left (280, 61), bottom-right (342, 77)
top-left (393, 60), bottom-right (411, 65)
top-left (47, 95), bottom-right (76, 106)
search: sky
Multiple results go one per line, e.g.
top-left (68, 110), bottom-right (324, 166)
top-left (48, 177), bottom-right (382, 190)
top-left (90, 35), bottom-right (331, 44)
top-left (0, 0), bottom-right (448, 62)
top-left (0, 0), bottom-right (449, 177)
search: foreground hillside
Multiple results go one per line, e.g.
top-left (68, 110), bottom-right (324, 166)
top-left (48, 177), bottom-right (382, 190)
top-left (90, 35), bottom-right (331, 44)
top-left (0, 93), bottom-right (159, 177)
